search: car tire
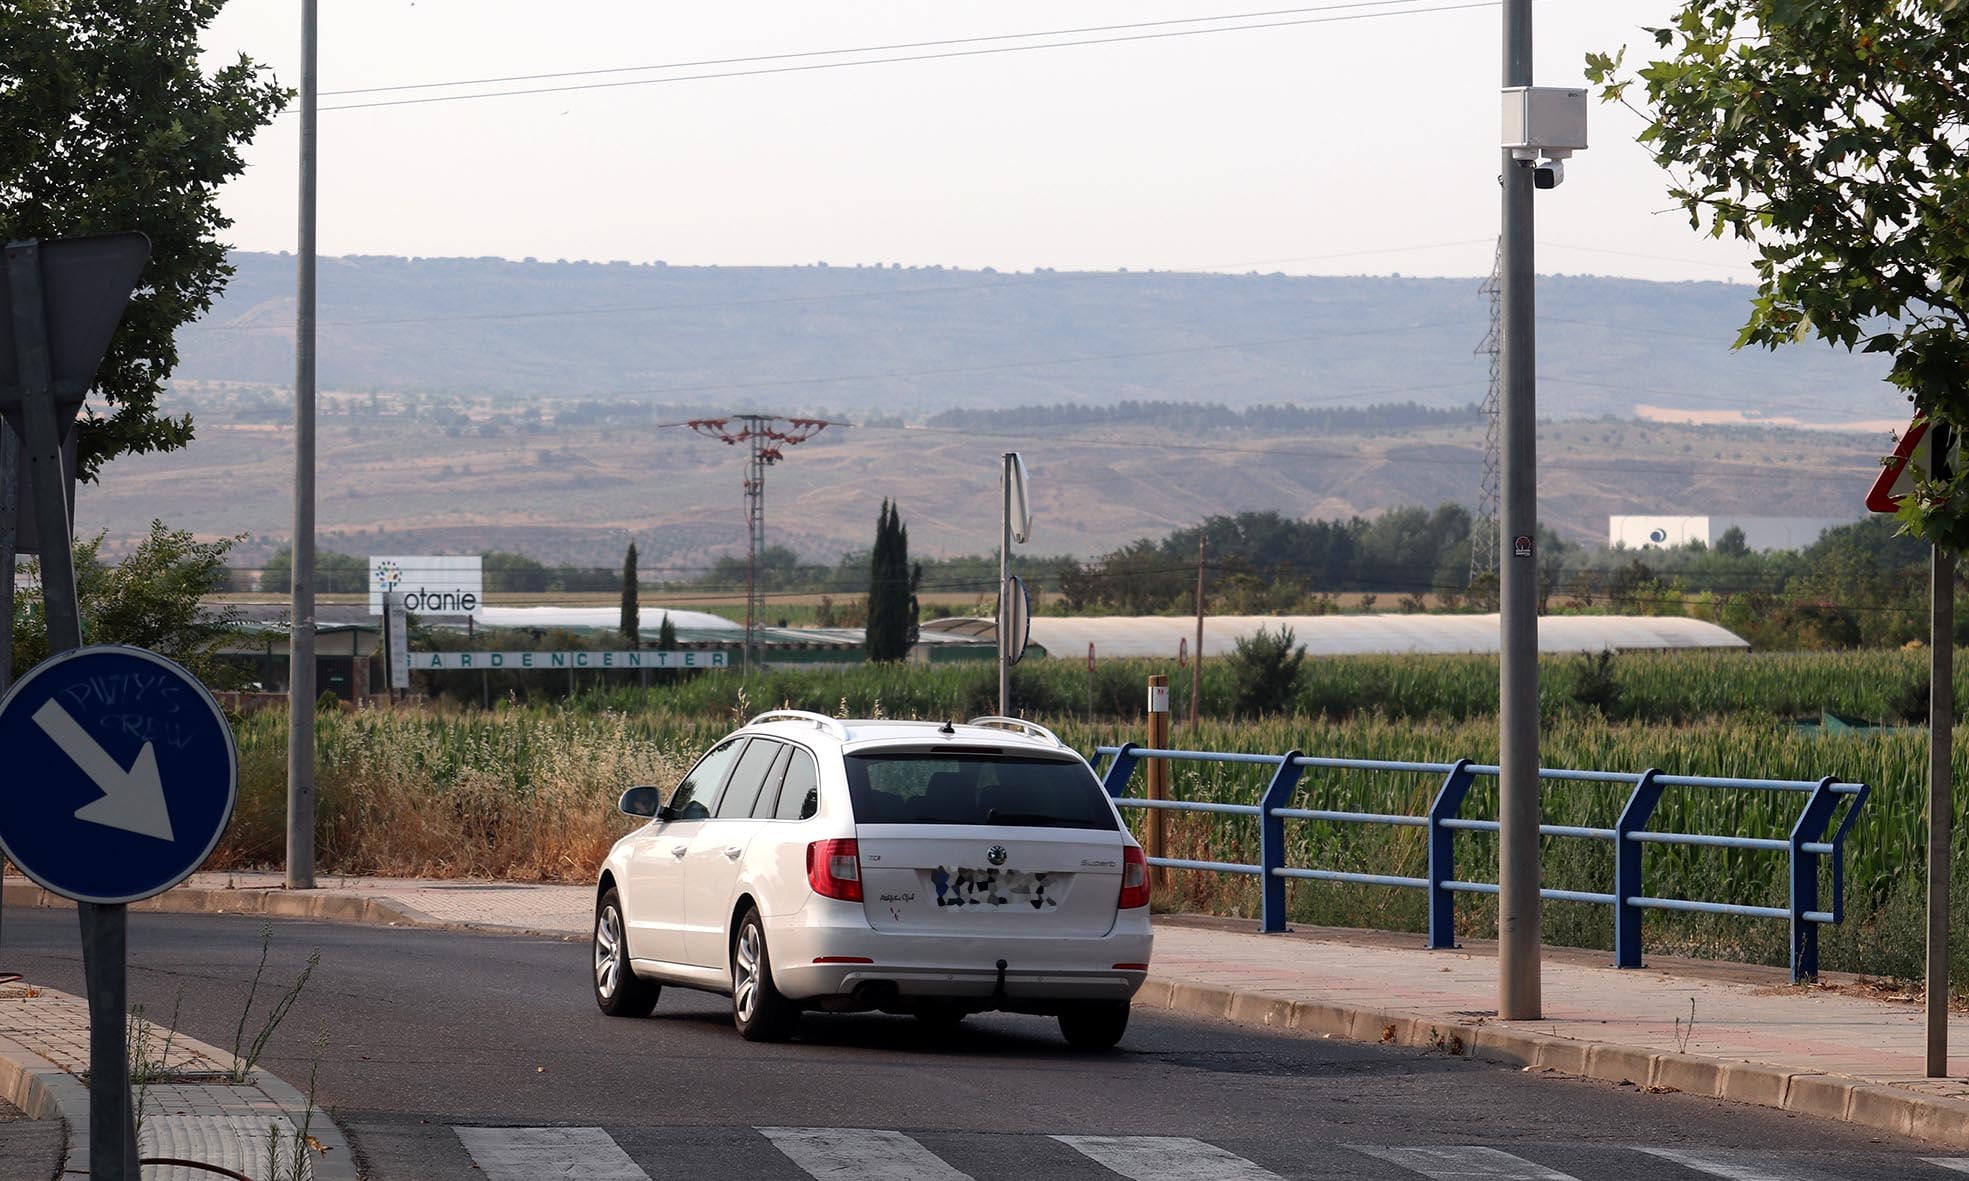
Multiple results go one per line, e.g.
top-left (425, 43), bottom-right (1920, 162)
top-left (593, 888), bottom-right (659, 1017)
top-left (1057, 1001), bottom-right (1130, 1050)
top-left (731, 907), bottom-right (798, 1042)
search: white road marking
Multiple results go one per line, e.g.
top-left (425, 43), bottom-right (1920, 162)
top-left (1635, 1146), bottom-right (1802, 1180)
top-left (1351, 1145), bottom-right (1583, 1180)
top-left (1055, 1135), bottom-right (1287, 1181)
top-left (1923, 1162), bottom-right (1969, 1176)
top-left (454, 1126), bottom-right (650, 1180)
top-left (759, 1126), bottom-right (971, 1180)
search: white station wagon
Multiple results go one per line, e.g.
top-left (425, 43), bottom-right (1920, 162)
top-left (592, 712), bottom-right (1153, 1047)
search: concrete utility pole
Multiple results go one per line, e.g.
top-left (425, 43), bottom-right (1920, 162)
top-left (1929, 424), bottom-right (1953, 1079)
top-left (287, 0), bottom-right (318, 891)
top-left (1498, 0), bottom-right (1542, 1021)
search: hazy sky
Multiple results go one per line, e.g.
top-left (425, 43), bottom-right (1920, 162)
top-left (201, 1), bottom-right (1756, 283)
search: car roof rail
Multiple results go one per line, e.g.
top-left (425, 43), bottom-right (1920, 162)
top-left (966, 716), bottom-right (1065, 747)
top-left (749, 710), bottom-right (848, 738)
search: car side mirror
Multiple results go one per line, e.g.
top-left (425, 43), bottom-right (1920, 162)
top-left (618, 785), bottom-right (665, 818)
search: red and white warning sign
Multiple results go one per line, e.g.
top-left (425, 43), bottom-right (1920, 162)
top-left (1867, 420), bottom-right (1949, 513)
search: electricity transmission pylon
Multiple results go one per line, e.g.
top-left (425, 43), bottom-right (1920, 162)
top-left (1470, 239), bottom-right (1502, 584)
top-left (674, 414), bottom-right (834, 675)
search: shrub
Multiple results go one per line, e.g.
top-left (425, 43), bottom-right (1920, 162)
top-left (1228, 626), bottom-right (1305, 717)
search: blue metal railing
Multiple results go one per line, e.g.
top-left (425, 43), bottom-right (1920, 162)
top-left (1091, 744), bottom-right (1870, 983)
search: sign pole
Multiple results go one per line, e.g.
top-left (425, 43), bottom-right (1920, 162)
top-left (1192, 535), bottom-right (1206, 727)
top-left (7, 241), bottom-right (140, 1178)
top-left (0, 420), bottom-right (13, 958)
top-left (998, 453), bottom-right (1012, 717)
top-left (0, 418), bottom-right (16, 695)
top-left (1929, 423), bottom-right (1953, 1079)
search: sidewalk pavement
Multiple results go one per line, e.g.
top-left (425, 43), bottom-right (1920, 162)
top-left (6, 872), bottom-right (1969, 1177)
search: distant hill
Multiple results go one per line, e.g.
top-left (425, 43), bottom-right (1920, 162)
top-left (174, 253), bottom-right (1904, 424)
top-left (79, 253), bottom-right (1903, 570)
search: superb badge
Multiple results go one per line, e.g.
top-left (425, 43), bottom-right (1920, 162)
top-left (986, 844), bottom-right (1008, 866)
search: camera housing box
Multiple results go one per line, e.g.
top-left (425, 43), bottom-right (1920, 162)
top-left (1502, 86), bottom-right (1588, 156)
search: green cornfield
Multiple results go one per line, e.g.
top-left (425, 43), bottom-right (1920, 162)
top-left (570, 647), bottom-right (1943, 726)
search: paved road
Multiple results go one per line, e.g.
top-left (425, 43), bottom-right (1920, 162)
top-left (3, 909), bottom-right (1964, 1180)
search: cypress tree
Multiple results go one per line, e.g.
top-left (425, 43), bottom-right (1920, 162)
top-left (619, 542), bottom-right (640, 647)
top-left (866, 499), bottom-right (913, 662)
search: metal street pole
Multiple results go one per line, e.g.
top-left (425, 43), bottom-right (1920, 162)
top-left (998, 453), bottom-right (1012, 717)
top-left (287, 0), bottom-right (319, 890)
top-left (10, 242), bottom-right (140, 1180)
top-left (1497, 0), bottom-right (1542, 1021)
top-left (1929, 423), bottom-right (1953, 1078)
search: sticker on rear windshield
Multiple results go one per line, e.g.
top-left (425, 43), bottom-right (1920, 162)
top-left (931, 867), bottom-right (1059, 910)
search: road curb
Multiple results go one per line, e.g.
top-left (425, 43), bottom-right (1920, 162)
top-left (1133, 977), bottom-right (1969, 1148)
top-left (4, 879), bottom-right (587, 941)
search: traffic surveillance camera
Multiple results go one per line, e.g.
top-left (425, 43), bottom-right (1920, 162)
top-left (1533, 158), bottom-right (1565, 189)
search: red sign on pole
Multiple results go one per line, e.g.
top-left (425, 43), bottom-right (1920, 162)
top-left (1868, 420), bottom-right (1931, 513)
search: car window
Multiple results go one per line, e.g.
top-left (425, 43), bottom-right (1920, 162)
top-left (714, 738), bottom-right (781, 819)
top-left (668, 738), bottom-right (743, 821)
top-left (750, 746), bottom-right (793, 819)
top-left (842, 753), bottom-right (1118, 830)
top-left (774, 748), bottom-right (820, 821)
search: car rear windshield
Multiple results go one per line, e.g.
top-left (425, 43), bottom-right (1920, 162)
top-left (843, 751), bottom-right (1119, 830)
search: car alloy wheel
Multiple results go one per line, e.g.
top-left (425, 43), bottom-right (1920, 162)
top-left (595, 903), bottom-right (625, 1001)
top-left (592, 888), bottom-right (659, 1017)
top-left (733, 921), bottom-right (763, 1023)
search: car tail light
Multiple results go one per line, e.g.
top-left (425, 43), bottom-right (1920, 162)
top-left (807, 838), bottom-right (863, 902)
top-left (1119, 844), bottom-right (1151, 909)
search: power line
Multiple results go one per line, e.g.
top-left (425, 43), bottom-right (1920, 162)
top-left (315, 0), bottom-right (1521, 113)
top-left (320, 1), bottom-right (1452, 98)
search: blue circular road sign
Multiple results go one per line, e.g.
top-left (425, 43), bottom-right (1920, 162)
top-left (0, 644), bottom-right (237, 905)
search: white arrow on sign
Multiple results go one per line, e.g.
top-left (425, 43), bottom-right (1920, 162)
top-left (32, 699), bottom-right (175, 842)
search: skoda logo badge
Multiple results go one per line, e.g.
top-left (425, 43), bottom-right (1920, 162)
top-left (986, 845), bottom-right (1008, 866)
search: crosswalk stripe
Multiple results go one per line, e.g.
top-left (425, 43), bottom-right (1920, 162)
top-left (1055, 1135), bottom-right (1287, 1181)
top-left (1635, 1146), bottom-right (1801, 1180)
top-left (1350, 1145), bottom-right (1582, 1180)
top-left (1922, 1161), bottom-right (1969, 1175)
top-left (759, 1126), bottom-right (972, 1180)
top-left (454, 1126), bottom-right (651, 1181)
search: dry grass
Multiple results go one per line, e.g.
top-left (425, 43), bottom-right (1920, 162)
top-left (220, 706), bottom-right (698, 881)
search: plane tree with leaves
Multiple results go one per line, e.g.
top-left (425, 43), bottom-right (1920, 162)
top-left (1586, 0), bottom-right (1969, 545)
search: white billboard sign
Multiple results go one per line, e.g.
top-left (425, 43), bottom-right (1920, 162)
top-left (369, 555), bottom-right (484, 617)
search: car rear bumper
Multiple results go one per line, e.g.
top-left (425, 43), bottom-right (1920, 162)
top-left (765, 900), bottom-right (1152, 1006)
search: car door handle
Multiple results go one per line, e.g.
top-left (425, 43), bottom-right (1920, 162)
top-left (670, 845), bottom-right (688, 858)
top-left (723, 846), bottom-right (743, 860)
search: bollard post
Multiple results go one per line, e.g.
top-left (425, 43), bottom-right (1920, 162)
top-left (1426, 760), bottom-right (1476, 949)
top-left (1612, 769), bottom-right (1664, 968)
top-left (1146, 675), bottom-right (1170, 894)
top-left (1258, 751), bottom-right (1304, 933)
top-left (1789, 777), bottom-right (1841, 983)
